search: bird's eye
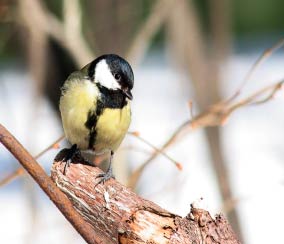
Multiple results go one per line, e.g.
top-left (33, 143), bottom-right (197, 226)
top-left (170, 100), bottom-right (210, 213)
top-left (114, 73), bottom-right (121, 80)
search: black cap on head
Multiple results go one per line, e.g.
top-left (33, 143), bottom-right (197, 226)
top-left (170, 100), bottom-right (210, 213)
top-left (87, 54), bottom-right (134, 93)
top-left (105, 54), bottom-right (134, 90)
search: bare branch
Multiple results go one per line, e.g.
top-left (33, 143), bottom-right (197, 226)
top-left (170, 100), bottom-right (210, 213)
top-left (128, 131), bottom-right (182, 170)
top-left (19, 0), bottom-right (94, 68)
top-left (129, 79), bottom-right (284, 188)
top-left (0, 124), bottom-right (101, 243)
top-left (126, 0), bottom-right (174, 66)
top-left (51, 151), bottom-right (241, 244)
top-left (226, 38), bottom-right (284, 103)
top-left (0, 135), bottom-right (65, 186)
top-left (1, 130), bottom-right (182, 186)
top-left (0, 168), bottom-right (23, 187)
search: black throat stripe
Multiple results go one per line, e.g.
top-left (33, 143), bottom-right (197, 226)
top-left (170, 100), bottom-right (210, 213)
top-left (97, 84), bottom-right (127, 109)
top-left (85, 85), bottom-right (128, 149)
top-left (85, 100), bottom-right (104, 149)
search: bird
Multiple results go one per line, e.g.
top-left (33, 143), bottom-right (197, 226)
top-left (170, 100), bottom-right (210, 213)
top-left (59, 54), bottom-right (134, 184)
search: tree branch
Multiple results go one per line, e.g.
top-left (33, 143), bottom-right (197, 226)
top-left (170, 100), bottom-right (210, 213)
top-left (0, 123), bottom-right (241, 243)
top-left (0, 124), bottom-right (100, 244)
top-left (18, 0), bottom-right (94, 68)
top-left (126, 0), bottom-right (175, 66)
top-left (0, 135), bottom-right (64, 187)
top-left (51, 149), bottom-right (241, 244)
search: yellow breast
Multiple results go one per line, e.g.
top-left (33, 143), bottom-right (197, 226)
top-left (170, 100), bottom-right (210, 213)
top-left (59, 77), bottom-right (98, 150)
top-left (94, 103), bottom-right (131, 153)
top-left (60, 75), bottom-right (131, 153)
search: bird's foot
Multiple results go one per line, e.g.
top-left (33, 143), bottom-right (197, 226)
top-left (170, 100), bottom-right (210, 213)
top-left (61, 144), bottom-right (80, 174)
top-left (95, 165), bottom-right (115, 186)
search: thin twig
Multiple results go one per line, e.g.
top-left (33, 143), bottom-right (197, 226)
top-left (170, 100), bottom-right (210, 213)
top-left (0, 135), bottom-right (65, 187)
top-left (0, 168), bottom-right (23, 187)
top-left (248, 82), bottom-right (284, 105)
top-left (225, 38), bottom-right (284, 103)
top-left (2, 129), bottom-right (184, 186)
top-left (128, 79), bottom-right (284, 188)
top-left (121, 145), bottom-right (152, 155)
top-left (128, 131), bottom-right (182, 170)
top-left (0, 124), bottom-right (101, 244)
top-left (35, 135), bottom-right (65, 158)
top-left (128, 121), bottom-right (189, 189)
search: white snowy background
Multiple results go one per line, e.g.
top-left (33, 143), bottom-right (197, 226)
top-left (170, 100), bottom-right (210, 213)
top-left (0, 47), bottom-right (284, 243)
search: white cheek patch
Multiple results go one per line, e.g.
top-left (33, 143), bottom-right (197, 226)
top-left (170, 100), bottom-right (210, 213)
top-left (95, 59), bottom-right (120, 90)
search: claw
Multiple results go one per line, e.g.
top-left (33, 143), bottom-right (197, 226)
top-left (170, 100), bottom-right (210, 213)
top-left (63, 159), bottom-right (71, 175)
top-left (61, 144), bottom-right (79, 174)
top-left (95, 169), bottom-right (115, 186)
top-left (95, 151), bottom-right (115, 186)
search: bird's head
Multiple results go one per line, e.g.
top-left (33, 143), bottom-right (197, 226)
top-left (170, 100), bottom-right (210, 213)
top-left (85, 54), bottom-right (134, 100)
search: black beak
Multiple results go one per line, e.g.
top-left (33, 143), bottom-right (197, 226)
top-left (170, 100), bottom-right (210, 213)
top-left (123, 88), bottom-right (133, 100)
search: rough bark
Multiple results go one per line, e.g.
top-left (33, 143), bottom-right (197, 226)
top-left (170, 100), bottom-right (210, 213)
top-left (51, 150), bottom-right (241, 244)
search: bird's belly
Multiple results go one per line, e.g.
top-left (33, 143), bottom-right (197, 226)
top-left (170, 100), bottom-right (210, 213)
top-left (59, 80), bottom-right (98, 150)
top-left (60, 106), bottom-right (91, 150)
top-left (93, 104), bottom-right (131, 153)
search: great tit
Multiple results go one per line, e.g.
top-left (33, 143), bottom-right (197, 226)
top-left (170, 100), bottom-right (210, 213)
top-left (59, 54), bottom-right (134, 184)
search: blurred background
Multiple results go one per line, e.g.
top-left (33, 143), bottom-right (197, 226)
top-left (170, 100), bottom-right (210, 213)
top-left (1, 0), bottom-right (284, 243)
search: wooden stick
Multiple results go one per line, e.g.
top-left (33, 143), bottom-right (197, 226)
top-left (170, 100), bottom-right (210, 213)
top-left (51, 150), bottom-right (241, 244)
top-left (0, 124), bottom-right (100, 244)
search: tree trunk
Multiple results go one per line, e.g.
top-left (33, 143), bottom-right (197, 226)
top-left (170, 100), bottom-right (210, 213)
top-left (51, 150), bottom-right (241, 244)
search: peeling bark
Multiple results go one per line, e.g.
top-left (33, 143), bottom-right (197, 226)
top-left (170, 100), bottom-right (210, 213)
top-left (51, 150), bottom-right (241, 244)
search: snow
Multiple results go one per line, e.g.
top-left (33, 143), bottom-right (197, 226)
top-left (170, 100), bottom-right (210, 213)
top-left (1, 51), bottom-right (284, 243)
